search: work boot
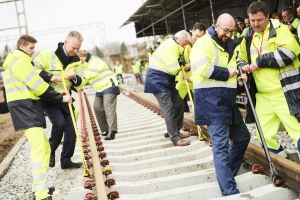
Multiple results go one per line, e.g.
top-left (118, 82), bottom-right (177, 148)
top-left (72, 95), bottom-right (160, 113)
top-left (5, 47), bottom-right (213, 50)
top-left (33, 186), bottom-right (55, 200)
top-left (105, 131), bottom-right (116, 140)
top-left (49, 154), bottom-right (55, 167)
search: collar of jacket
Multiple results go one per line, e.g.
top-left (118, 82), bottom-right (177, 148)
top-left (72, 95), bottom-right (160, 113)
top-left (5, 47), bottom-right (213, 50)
top-left (207, 26), bottom-right (236, 62)
top-left (16, 49), bottom-right (34, 66)
top-left (86, 53), bottom-right (92, 62)
top-left (244, 19), bottom-right (278, 41)
top-left (54, 42), bottom-right (80, 68)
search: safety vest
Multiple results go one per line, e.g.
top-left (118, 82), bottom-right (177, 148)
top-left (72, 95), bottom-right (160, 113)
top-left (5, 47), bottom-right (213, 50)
top-left (34, 49), bottom-right (81, 92)
top-left (176, 44), bottom-right (193, 98)
top-left (239, 19), bottom-right (300, 93)
top-left (3, 50), bottom-right (49, 130)
top-left (114, 64), bottom-right (123, 74)
top-left (132, 63), bottom-right (140, 74)
top-left (191, 34), bottom-right (237, 90)
top-left (84, 56), bottom-right (118, 92)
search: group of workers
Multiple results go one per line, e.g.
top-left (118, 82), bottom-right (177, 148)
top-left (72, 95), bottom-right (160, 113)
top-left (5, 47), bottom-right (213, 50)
top-left (3, 31), bottom-right (119, 200)
top-left (145, 1), bottom-right (300, 197)
top-left (3, 0), bottom-right (300, 199)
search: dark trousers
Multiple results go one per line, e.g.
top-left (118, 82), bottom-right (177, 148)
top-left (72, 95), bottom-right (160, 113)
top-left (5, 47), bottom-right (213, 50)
top-left (44, 107), bottom-right (76, 165)
top-left (208, 123), bottom-right (250, 196)
top-left (117, 74), bottom-right (124, 83)
top-left (154, 93), bottom-right (184, 144)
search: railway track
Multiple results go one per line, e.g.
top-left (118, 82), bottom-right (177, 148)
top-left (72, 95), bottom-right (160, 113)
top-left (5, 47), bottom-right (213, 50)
top-left (1, 84), bottom-right (299, 200)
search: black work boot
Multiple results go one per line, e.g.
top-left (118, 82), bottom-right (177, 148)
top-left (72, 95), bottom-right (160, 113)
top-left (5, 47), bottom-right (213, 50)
top-left (105, 131), bottom-right (116, 140)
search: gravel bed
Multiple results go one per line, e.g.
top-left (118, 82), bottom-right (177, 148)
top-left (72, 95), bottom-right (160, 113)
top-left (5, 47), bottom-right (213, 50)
top-left (0, 119), bottom-right (62, 200)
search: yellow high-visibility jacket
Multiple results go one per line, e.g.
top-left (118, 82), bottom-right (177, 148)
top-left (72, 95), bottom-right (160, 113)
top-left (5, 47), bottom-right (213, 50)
top-left (84, 56), bottom-right (119, 93)
top-left (3, 50), bottom-right (62, 130)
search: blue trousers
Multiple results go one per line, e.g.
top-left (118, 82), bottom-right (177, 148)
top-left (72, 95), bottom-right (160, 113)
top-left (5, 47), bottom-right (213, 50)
top-left (44, 107), bottom-right (76, 166)
top-left (208, 122), bottom-right (250, 196)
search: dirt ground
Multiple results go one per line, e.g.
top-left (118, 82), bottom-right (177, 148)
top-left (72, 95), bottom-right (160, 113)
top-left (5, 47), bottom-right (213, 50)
top-left (0, 113), bottom-right (24, 163)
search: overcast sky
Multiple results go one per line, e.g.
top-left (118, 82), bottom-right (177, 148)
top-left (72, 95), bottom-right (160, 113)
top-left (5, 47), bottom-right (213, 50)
top-left (0, 0), bottom-right (145, 53)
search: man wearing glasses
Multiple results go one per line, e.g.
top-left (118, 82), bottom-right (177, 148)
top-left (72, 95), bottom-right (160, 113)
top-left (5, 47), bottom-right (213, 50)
top-left (190, 13), bottom-right (250, 196)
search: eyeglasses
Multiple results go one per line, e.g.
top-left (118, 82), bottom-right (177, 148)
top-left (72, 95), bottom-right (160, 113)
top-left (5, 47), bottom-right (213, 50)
top-left (217, 24), bottom-right (236, 35)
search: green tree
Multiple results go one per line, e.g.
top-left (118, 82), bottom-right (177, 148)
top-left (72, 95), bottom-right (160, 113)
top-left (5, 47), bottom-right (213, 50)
top-left (95, 46), bottom-right (104, 58)
top-left (120, 42), bottom-right (127, 56)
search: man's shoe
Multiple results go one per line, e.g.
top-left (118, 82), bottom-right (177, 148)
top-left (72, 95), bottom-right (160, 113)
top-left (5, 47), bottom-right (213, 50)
top-left (49, 154), bottom-right (55, 167)
top-left (33, 187), bottom-right (55, 200)
top-left (179, 133), bottom-right (190, 139)
top-left (164, 133), bottom-right (169, 138)
top-left (174, 139), bottom-right (191, 146)
top-left (61, 162), bottom-right (82, 169)
top-left (104, 131), bottom-right (116, 140)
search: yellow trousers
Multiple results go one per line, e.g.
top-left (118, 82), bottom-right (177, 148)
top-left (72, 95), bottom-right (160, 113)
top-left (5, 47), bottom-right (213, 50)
top-left (25, 127), bottom-right (51, 200)
top-left (255, 90), bottom-right (300, 152)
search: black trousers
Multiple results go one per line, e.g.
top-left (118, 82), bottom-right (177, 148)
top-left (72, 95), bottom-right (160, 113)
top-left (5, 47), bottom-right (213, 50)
top-left (44, 107), bottom-right (76, 165)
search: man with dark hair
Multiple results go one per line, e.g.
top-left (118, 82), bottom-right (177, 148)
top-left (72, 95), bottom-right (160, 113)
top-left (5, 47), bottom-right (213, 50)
top-left (238, 1), bottom-right (300, 156)
top-left (244, 16), bottom-right (250, 27)
top-left (34, 31), bottom-right (84, 169)
top-left (236, 17), bottom-right (247, 37)
top-left (191, 22), bottom-right (206, 44)
top-left (282, 6), bottom-right (300, 41)
top-left (3, 35), bottom-right (72, 200)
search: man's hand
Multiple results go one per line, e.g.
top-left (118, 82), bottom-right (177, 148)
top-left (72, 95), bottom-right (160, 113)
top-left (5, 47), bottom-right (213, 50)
top-left (184, 63), bottom-right (191, 70)
top-left (228, 68), bottom-right (239, 78)
top-left (50, 75), bottom-right (61, 83)
top-left (241, 64), bottom-right (250, 73)
top-left (59, 91), bottom-right (69, 96)
top-left (66, 72), bottom-right (76, 80)
top-left (183, 74), bottom-right (192, 83)
top-left (249, 62), bottom-right (259, 72)
top-left (238, 73), bottom-right (248, 86)
top-left (62, 94), bottom-right (72, 103)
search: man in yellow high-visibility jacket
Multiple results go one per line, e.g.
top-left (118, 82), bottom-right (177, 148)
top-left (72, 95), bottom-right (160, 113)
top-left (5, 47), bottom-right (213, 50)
top-left (3, 35), bottom-right (72, 200)
top-left (114, 61), bottom-right (124, 83)
top-left (190, 13), bottom-right (250, 196)
top-left (34, 31), bottom-right (84, 169)
top-left (238, 2), bottom-right (300, 155)
top-left (145, 30), bottom-right (192, 147)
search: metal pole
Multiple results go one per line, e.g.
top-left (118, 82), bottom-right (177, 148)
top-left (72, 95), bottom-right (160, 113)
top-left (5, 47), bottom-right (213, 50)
top-left (136, 0), bottom-right (196, 35)
top-left (150, 8), bottom-right (156, 37)
top-left (163, 0), bottom-right (169, 34)
top-left (209, 0), bottom-right (215, 25)
top-left (141, 16), bottom-right (145, 37)
top-left (181, 0), bottom-right (187, 30)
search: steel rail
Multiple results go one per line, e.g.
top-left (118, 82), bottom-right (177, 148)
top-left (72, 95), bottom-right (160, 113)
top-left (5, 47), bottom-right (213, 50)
top-left (81, 91), bottom-right (109, 200)
top-left (119, 85), bottom-right (300, 193)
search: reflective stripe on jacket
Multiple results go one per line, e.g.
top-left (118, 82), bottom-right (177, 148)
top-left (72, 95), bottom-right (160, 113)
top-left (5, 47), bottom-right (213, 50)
top-left (144, 37), bottom-right (184, 94)
top-left (84, 56), bottom-right (118, 92)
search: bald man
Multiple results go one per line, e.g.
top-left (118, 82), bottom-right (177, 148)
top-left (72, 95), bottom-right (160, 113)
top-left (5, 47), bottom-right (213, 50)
top-left (190, 13), bottom-right (250, 196)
